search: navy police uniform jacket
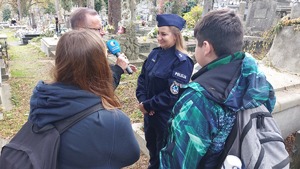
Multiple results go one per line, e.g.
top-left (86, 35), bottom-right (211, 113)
top-left (136, 46), bottom-right (194, 124)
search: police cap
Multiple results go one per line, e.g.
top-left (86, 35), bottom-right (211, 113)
top-left (156, 14), bottom-right (186, 30)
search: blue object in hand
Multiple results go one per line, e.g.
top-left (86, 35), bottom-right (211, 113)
top-left (106, 39), bottom-right (133, 74)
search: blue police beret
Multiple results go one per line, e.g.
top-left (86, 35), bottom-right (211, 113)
top-left (156, 14), bottom-right (186, 30)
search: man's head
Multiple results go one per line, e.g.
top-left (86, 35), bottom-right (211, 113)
top-left (194, 9), bottom-right (244, 57)
top-left (70, 7), bottom-right (103, 34)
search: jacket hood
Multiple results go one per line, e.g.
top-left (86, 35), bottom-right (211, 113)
top-left (29, 81), bottom-right (101, 127)
top-left (191, 52), bottom-right (276, 112)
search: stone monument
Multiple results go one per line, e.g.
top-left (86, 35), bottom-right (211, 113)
top-left (266, 25), bottom-right (300, 74)
top-left (291, 2), bottom-right (300, 19)
top-left (117, 0), bottom-right (140, 61)
top-left (245, 0), bottom-right (277, 33)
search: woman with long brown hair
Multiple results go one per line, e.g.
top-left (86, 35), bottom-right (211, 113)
top-left (28, 29), bottom-right (140, 168)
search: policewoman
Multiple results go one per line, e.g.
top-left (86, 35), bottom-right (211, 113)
top-left (136, 14), bottom-right (194, 169)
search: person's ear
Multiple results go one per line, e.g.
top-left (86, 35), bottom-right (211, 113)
top-left (203, 41), bottom-right (218, 60)
top-left (202, 41), bottom-right (213, 56)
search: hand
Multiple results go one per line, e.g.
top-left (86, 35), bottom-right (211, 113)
top-left (116, 53), bottom-right (129, 70)
top-left (149, 111), bottom-right (155, 116)
top-left (138, 102), bottom-right (155, 116)
top-left (100, 29), bottom-right (106, 36)
top-left (138, 102), bottom-right (147, 115)
top-left (128, 64), bottom-right (137, 73)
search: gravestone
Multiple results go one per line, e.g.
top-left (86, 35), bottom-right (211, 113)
top-left (275, 0), bottom-right (292, 18)
top-left (117, 0), bottom-right (141, 62)
top-left (266, 26), bottom-right (300, 74)
top-left (136, 0), bottom-right (155, 23)
top-left (117, 22), bottom-right (139, 60)
top-left (238, 1), bottom-right (247, 21)
top-left (246, 0), bottom-right (277, 33)
top-left (291, 2), bottom-right (300, 19)
top-left (40, 37), bottom-right (59, 57)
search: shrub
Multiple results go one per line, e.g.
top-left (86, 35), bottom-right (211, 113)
top-left (2, 7), bottom-right (11, 21)
top-left (183, 5), bottom-right (203, 29)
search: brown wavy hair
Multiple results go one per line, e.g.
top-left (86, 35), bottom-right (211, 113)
top-left (52, 29), bottom-right (121, 109)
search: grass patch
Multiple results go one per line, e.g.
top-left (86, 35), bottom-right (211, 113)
top-left (10, 69), bottom-right (31, 77)
top-left (0, 28), bottom-right (55, 139)
top-left (0, 28), bottom-right (18, 42)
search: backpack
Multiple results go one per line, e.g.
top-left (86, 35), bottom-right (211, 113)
top-left (217, 104), bottom-right (290, 169)
top-left (0, 103), bottom-right (103, 169)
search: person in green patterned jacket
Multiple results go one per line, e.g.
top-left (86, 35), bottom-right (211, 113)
top-left (159, 9), bottom-right (276, 169)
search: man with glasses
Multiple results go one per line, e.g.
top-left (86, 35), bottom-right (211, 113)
top-left (70, 7), bottom-right (137, 89)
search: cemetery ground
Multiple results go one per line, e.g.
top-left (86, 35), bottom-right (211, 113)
top-left (0, 28), bottom-right (297, 168)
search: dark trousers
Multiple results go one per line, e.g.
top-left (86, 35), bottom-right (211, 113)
top-left (144, 116), bottom-right (167, 169)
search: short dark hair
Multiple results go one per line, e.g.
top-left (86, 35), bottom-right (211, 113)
top-left (70, 7), bottom-right (98, 29)
top-left (194, 9), bottom-right (244, 57)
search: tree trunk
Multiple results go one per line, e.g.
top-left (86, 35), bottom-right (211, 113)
top-left (108, 0), bottom-right (121, 33)
top-left (54, 0), bottom-right (62, 23)
top-left (17, 0), bottom-right (22, 20)
top-left (202, 0), bottom-right (213, 17)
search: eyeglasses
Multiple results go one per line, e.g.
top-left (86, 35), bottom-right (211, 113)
top-left (88, 27), bottom-right (105, 36)
top-left (88, 28), bottom-right (102, 32)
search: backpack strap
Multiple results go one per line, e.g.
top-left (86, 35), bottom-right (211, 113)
top-left (215, 112), bottom-right (239, 169)
top-left (55, 103), bottom-right (104, 134)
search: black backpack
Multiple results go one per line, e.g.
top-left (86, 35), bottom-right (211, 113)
top-left (0, 103), bottom-right (103, 169)
top-left (217, 104), bottom-right (290, 169)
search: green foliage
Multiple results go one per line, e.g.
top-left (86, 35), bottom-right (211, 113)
top-left (171, 0), bottom-right (183, 15)
top-left (163, 0), bottom-right (187, 15)
top-left (147, 26), bottom-right (158, 38)
top-left (183, 5), bottom-right (203, 29)
top-left (70, 0), bottom-right (87, 7)
top-left (44, 2), bottom-right (56, 14)
top-left (30, 37), bottom-right (42, 43)
top-left (61, 0), bottom-right (72, 11)
top-left (41, 29), bottom-right (55, 37)
top-left (2, 7), bottom-right (11, 21)
top-left (13, 0), bottom-right (31, 17)
top-left (129, 110), bottom-right (144, 123)
top-left (95, 0), bottom-right (108, 13)
top-left (182, 0), bottom-right (198, 13)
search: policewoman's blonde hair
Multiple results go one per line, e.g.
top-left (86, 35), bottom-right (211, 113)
top-left (170, 26), bottom-right (188, 55)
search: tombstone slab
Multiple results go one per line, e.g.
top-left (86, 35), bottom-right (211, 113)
top-left (246, 0), bottom-right (277, 32)
top-left (291, 2), bottom-right (300, 19)
top-left (41, 37), bottom-right (59, 57)
top-left (266, 26), bottom-right (300, 74)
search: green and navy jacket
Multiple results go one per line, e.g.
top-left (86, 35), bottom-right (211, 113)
top-left (159, 52), bottom-right (276, 169)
